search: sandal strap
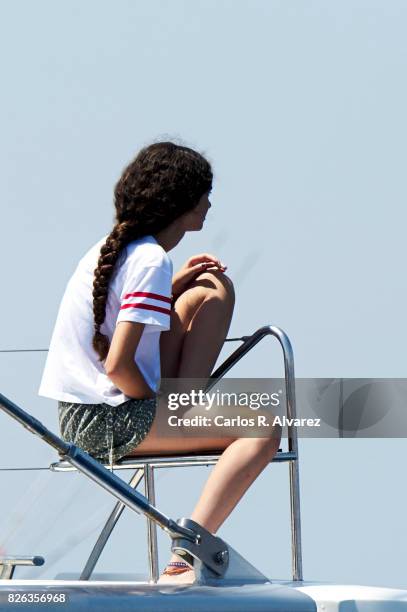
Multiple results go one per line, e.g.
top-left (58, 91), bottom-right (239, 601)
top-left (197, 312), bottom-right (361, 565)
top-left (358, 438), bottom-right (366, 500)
top-left (162, 561), bottom-right (192, 575)
top-left (167, 561), bottom-right (190, 568)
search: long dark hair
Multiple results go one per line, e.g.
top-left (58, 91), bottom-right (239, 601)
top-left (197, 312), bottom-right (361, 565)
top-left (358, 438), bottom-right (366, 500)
top-left (92, 141), bottom-right (213, 361)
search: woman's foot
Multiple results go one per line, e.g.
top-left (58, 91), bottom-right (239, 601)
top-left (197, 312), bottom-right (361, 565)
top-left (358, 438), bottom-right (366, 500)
top-left (157, 561), bottom-right (195, 584)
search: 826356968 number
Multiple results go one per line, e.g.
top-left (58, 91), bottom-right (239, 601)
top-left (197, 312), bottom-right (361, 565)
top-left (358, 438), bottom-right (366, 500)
top-left (5, 592), bottom-right (68, 604)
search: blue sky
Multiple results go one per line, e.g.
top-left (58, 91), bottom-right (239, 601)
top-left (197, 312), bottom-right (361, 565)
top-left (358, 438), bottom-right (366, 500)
top-left (0, 0), bottom-right (406, 587)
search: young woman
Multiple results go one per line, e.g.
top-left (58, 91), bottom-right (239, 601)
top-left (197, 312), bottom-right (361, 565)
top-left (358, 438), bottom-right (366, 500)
top-left (39, 141), bottom-right (282, 583)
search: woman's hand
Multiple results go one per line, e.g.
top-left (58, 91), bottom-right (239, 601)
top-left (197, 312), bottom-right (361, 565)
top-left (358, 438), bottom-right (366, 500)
top-left (172, 253), bottom-right (227, 299)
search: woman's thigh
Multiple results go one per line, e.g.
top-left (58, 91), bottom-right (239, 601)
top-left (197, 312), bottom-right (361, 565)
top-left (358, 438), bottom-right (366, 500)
top-left (160, 270), bottom-right (235, 379)
top-left (126, 396), bottom-right (280, 457)
top-left (126, 422), bottom-right (236, 456)
top-left (126, 400), bottom-right (237, 456)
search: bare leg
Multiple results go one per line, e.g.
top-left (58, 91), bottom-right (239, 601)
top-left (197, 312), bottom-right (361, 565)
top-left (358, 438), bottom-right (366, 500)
top-left (160, 269), bottom-right (236, 380)
top-left (130, 270), bottom-right (238, 457)
top-left (126, 271), bottom-right (281, 580)
top-left (189, 435), bottom-right (280, 534)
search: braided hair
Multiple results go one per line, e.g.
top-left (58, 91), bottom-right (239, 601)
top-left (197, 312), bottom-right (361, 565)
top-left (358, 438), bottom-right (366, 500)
top-left (92, 141), bottom-right (213, 362)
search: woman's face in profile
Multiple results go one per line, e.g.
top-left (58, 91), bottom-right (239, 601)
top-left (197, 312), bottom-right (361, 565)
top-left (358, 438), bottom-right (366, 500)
top-left (181, 191), bottom-right (212, 231)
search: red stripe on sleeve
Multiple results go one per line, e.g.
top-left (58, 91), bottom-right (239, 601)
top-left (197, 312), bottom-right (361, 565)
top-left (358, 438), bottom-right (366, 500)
top-left (123, 291), bottom-right (172, 304)
top-left (120, 302), bottom-right (171, 316)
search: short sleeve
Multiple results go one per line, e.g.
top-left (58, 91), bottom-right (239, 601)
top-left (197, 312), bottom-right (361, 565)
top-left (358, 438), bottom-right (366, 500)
top-left (116, 265), bottom-right (172, 330)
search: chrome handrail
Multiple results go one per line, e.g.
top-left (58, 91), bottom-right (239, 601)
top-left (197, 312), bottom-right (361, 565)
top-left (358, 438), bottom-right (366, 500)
top-left (207, 326), bottom-right (302, 581)
top-left (50, 449), bottom-right (297, 472)
top-left (0, 556), bottom-right (44, 580)
top-left (0, 393), bottom-right (273, 585)
top-left (0, 325), bottom-right (303, 584)
top-left (78, 325), bottom-right (303, 582)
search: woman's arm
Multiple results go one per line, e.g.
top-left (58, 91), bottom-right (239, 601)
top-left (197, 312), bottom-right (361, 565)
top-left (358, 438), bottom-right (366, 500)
top-left (104, 321), bottom-right (156, 399)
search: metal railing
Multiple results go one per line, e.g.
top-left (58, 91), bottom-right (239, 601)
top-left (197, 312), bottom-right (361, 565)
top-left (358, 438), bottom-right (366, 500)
top-left (0, 325), bottom-right (303, 584)
top-left (51, 325), bottom-right (303, 583)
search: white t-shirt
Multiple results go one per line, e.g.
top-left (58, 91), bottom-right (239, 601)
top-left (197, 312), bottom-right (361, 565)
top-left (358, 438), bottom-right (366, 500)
top-left (39, 234), bottom-right (173, 406)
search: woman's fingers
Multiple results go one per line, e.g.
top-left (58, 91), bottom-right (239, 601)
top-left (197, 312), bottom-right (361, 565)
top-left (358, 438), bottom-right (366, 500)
top-left (205, 262), bottom-right (226, 270)
top-left (176, 255), bottom-right (228, 289)
top-left (193, 262), bottom-right (227, 273)
top-left (172, 261), bottom-right (228, 297)
top-left (187, 253), bottom-right (226, 269)
top-left (180, 262), bottom-right (226, 283)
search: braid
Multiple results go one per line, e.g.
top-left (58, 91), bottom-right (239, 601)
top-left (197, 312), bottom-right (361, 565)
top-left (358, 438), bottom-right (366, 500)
top-left (92, 140), bottom-right (213, 362)
top-left (92, 221), bottom-right (139, 361)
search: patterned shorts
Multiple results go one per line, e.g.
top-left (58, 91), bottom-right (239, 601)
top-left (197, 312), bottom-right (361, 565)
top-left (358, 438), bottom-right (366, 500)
top-left (58, 397), bottom-right (157, 465)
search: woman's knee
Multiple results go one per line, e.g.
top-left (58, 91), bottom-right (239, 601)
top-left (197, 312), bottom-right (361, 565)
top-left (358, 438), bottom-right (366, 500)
top-left (249, 427), bottom-right (282, 457)
top-left (192, 270), bottom-right (235, 306)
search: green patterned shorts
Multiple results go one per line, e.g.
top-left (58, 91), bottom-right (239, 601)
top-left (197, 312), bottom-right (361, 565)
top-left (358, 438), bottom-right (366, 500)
top-left (58, 398), bottom-right (157, 465)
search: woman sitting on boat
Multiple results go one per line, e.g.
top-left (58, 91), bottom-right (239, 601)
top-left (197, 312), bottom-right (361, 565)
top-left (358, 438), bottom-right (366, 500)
top-left (39, 141), bottom-right (282, 583)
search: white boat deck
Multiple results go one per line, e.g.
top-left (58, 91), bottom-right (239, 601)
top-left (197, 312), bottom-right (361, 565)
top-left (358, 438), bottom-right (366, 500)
top-left (2, 579), bottom-right (407, 611)
top-left (0, 579), bottom-right (316, 611)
